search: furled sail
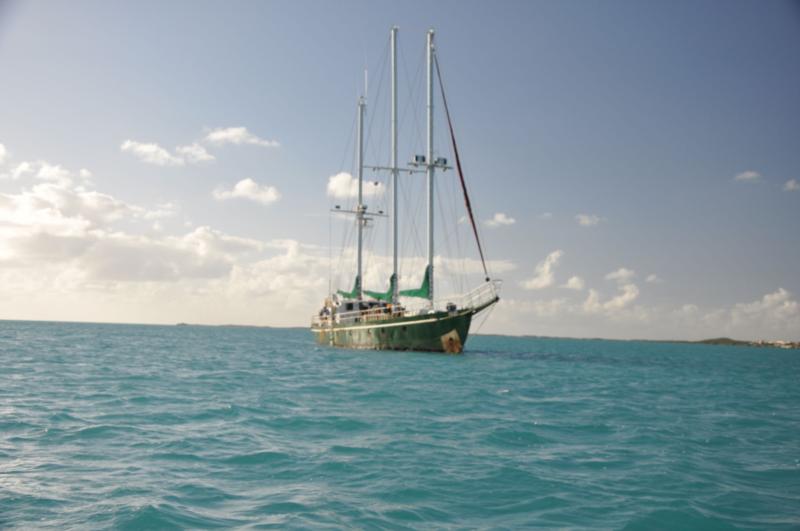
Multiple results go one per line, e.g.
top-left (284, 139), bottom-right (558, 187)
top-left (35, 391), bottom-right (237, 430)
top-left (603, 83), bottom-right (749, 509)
top-left (364, 274), bottom-right (397, 302)
top-left (399, 266), bottom-right (432, 299)
top-left (337, 275), bottom-right (361, 299)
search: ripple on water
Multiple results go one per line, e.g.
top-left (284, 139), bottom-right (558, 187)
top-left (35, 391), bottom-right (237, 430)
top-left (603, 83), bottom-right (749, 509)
top-left (222, 449), bottom-right (293, 466)
top-left (1, 323), bottom-right (798, 529)
top-left (113, 503), bottom-right (243, 530)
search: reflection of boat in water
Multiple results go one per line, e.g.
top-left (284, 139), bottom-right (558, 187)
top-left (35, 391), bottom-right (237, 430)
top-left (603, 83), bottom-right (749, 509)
top-left (311, 27), bottom-right (500, 353)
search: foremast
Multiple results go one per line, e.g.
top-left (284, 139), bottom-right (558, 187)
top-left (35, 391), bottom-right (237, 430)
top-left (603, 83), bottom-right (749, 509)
top-left (356, 94), bottom-right (365, 301)
top-left (337, 87), bottom-right (382, 301)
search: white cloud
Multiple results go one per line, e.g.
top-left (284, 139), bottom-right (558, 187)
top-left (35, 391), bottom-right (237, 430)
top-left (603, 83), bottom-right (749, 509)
top-left (583, 283), bottom-right (640, 314)
top-left (213, 178), bottom-right (281, 205)
top-left (646, 273), bottom-right (663, 284)
top-left (603, 283), bottom-right (640, 310)
top-left (538, 212), bottom-right (553, 220)
top-left (576, 213), bottom-right (602, 227)
top-left (561, 276), bottom-right (584, 290)
top-left (734, 170), bottom-right (761, 182)
top-left (581, 267), bottom-right (641, 316)
top-left (729, 288), bottom-right (798, 328)
top-left (326, 172), bottom-right (384, 199)
top-left (0, 148), bottom-right (512, 327)
top-left (499, 297), bottom-right (570, 318)
top-left (0, 143), bottom-right (7, 165)
top-left (1, 160), bottom-right (91, 187)
top-left (438, 256), bottom-right (516, 277)
top-left (122, 126), bottom-right (279, 166)
top-left (121, 140), bottom-right (216, 166)
top-left (521, 250), bottom-right (562, 290)
top-left (176, 143), bottom-right (215, 163)
top-left (8, 162), bottom-right (33, 180)
top-left (606, 267), bottom-right (635, 283)
top-left (697, 289), bottom-right (800, 340)
top-left (121, 140), bottom-right (185, 166)
top-left (204, 127), bottom-right (279, 148)
top-left (36, 163), bottom-right (73, 183)
top-left (142, 202), bottom-right (179, 220)
top-left (3, 145), bottom-right (797, 338)
top-left (485, 212), bottom-right (516, 227)
top-left (0, 170), bottom-right (266, 284)
top-left (784, 179), bottom-right (799, 192)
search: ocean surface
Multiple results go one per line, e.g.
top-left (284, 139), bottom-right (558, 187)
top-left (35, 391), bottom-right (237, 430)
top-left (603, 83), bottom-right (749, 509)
top-left (1, 321), bottom-right (798, 529)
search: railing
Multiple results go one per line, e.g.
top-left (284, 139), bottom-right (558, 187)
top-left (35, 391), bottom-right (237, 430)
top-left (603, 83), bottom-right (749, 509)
top-left (311, 279), bottom-right (502, 328)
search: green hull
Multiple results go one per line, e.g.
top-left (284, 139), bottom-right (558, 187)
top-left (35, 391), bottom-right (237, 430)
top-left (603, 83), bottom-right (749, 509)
top-left (312, 309), bottom-right (474, 353)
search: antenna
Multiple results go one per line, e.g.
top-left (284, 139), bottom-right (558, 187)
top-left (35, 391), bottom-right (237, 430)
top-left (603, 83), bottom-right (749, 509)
top-left (364, 68), bottom-right (368, 99)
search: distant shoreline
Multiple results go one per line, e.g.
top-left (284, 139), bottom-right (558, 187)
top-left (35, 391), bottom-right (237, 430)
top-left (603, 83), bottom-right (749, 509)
top-left (682, 337), bottom-right (799, 349)
top-left (505, 335), bottom-right (800, 350)
top-left (2, 319), bottom-right (798, 348)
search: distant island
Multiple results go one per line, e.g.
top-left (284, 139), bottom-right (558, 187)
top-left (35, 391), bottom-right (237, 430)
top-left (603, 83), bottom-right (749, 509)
top-left (695, 337), bottom-right (799, 349)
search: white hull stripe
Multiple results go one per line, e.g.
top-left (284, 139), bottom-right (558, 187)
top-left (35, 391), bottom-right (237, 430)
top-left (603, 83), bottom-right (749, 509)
top-left (311, 315), bottom-right (464, 333)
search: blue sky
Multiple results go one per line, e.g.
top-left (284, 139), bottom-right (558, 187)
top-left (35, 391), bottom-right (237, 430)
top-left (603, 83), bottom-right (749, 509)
top-left (0, 0), bottom-right (798, 339)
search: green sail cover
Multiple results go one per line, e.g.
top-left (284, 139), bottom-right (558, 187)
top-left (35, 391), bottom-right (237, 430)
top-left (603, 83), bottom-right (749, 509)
top-left (337, 275), bottom-right (361, 299)
top-left (399, 265), bottom-right (431, 299)
top-left (364, 274), bottom-right (397, 302)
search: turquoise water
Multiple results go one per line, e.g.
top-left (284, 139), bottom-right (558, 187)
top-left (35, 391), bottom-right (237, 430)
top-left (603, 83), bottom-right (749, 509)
top-left (1, 321), bottom-right (798, 529)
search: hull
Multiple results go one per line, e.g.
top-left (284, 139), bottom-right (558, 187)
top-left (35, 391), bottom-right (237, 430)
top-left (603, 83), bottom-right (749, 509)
top-left (312, 309), bottom-right (474, 353)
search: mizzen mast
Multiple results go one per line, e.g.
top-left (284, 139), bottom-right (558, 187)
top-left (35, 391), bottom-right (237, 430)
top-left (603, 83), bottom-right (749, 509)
top-left (390, 26), bottom-right (399, 306)
top-left (426, 28), bottom-right (435, 306)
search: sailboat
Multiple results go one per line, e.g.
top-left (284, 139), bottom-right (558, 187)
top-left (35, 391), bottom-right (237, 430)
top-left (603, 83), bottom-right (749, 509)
top-left (311, 27), bottom-right (500, 353)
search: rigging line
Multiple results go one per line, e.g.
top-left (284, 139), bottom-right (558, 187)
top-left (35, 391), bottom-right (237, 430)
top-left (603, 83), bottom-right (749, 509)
top-left (335, 139), bottom-right (359, 289)
top-left (438, 173), bottom-right (465, 294)
top-left (433, 52), bottom-right (490, 281)
top-left (373, 46), bottom-right (391, 167)
top-left (407, 175), bottom-right (426, 262)
top-left (328, 209), bottom-right (332, 295)
top-left (435, 177), bottom-right (455, 291)
top-left (361, 186), bottom-right (386, 284)
top-left (400, 41), bottom-right (426, 160)
top-left (443, 177), bottom-right (465, 296)
top-left (473, 302), bottom-right (496, 335)
top-left (331, 97), bottom-right (359, 290)
top-left (337, 103), bottom-right (358, 177)
top-left (397, 175), bottom-right (414, 275)
top-left (444, 169), bottom-right (466, 293)
top-left (396, 48), bottom-right (422, 172)
top-left (398, 173), bottom-right (424, 282)
top-left (336, 216), bottom-right (354, 289)
top-left (365, 38), bottom-right (389, 166)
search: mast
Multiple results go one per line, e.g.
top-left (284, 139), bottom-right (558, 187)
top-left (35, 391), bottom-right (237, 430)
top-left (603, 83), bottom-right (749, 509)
top-left (426, 28), bottom-right (435, 306)
top-left (356, 94), bottom-right (365, 300)
top-left (391, 26), bottom-right (399, 305)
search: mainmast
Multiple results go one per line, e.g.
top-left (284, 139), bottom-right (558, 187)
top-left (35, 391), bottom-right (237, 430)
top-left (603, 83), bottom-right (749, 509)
top-left (426, 28), bottom-right (435, 306)
top-left (390, 26), bottom-right (399, 306)
top-left (356, 94), bottom-right (366, 300)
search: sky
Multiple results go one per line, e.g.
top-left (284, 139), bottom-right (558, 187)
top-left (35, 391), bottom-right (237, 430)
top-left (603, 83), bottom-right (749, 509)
top-left (0, 0), bottom-right (798, 340)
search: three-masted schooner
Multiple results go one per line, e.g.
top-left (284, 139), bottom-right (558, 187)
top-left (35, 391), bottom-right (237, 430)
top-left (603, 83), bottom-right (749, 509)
top-left (311, 27), bottom-right (500, 353)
